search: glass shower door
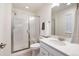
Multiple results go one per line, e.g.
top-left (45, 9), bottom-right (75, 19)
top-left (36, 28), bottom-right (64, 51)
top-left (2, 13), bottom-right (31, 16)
top-left (12, 13), bottom-right (30, 53)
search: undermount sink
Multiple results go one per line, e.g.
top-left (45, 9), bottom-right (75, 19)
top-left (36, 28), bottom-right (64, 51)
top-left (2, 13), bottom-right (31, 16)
top-left (49, 40), bottom-right (66, 46)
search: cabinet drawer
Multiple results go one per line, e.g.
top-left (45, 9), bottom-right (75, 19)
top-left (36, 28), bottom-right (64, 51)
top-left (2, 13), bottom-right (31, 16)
top-left (40, 47), bottom-right (48, 56)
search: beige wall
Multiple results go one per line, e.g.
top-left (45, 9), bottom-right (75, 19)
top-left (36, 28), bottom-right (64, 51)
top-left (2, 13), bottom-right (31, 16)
top-left (52, 5), bottom-right (76, 37)
top-left (0, 3), bottom-right (12, 55)
top-left (36, 4), bottom-right (52, 36)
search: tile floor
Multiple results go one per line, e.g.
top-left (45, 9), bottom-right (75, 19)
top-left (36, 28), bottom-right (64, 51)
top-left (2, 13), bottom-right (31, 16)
top-left (12, 48), bottom-right (40, 56)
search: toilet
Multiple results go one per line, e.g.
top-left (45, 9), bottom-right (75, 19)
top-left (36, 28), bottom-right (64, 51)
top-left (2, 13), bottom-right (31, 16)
top-left (30, 43), bottom-right (40, 56)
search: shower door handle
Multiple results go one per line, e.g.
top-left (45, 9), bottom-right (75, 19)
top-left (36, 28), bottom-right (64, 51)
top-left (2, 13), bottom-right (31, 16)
top-left (27, 30), bottom-right (29, 34)
top-left (27, 30), bottom-right (30, 42)
top-left (27, 30), bottom-right (30, 36)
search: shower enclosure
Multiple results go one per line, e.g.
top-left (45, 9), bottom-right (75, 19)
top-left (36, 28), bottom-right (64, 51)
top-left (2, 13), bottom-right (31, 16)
top-left (11, 12), bottom-right (40, 53)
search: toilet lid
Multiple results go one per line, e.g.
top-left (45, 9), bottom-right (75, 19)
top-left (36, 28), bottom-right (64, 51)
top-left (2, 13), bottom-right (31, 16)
top-left (30, 43), bottom-right (40, 47)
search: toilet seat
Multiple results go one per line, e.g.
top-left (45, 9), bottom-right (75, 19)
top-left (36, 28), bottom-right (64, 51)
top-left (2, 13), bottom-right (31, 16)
top-left (30, 43), bottom-right (40, 48)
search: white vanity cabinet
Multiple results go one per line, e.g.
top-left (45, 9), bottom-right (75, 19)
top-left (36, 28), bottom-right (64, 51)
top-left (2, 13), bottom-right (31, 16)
top-left (40, 41), bottom-right (67, 56)
top-left (40, 47), bottom-right (49, 56)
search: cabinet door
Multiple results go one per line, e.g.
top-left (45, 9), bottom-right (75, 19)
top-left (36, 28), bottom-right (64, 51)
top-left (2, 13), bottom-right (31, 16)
top-left (40, 42), bottom-right (66, 56)
top-left (40, 47), bottom-right (48, 56)
top-left (48, 53), bottom-right (55, 56)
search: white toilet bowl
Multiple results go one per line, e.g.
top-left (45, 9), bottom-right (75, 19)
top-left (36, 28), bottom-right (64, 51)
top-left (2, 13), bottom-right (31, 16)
top-left (30, 43), bottom-right (40, 56)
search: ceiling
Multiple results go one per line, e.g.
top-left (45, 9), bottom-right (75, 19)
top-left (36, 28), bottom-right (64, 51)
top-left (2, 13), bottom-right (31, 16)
top-left (12, 3), bottom-right (50, 13)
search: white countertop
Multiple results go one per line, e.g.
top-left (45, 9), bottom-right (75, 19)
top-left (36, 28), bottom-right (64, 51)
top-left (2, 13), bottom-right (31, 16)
top-left (40, 38), bottom-right (79, 56)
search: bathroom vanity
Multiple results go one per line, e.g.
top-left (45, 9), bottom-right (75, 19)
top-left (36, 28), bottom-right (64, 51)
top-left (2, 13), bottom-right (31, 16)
top-left (40, 41), bottom-right (67, 56)
top-left (40, 38), bottom-right (79, 56)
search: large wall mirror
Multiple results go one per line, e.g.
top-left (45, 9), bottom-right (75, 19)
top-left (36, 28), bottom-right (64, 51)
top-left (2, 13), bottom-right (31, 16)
top-left (51, 3), bottom-right (77, 41)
